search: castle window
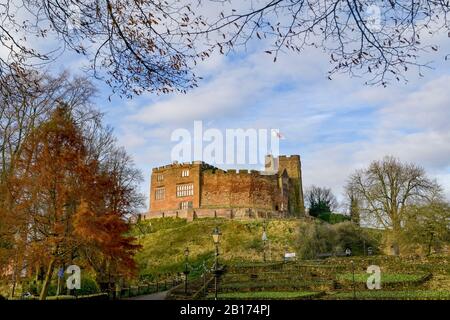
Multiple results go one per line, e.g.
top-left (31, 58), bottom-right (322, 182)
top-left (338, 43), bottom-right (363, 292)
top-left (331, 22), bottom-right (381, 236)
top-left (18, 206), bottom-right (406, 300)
top-left (156, 174), bottom-right (164, 182)
top-left (176, 183), bottom-right (193, 197)
top-left (155, 187), bottom-right (165, 200)
top-left (180, 201), bottom-right (192, 210)
top-left (181, 169), bottom-right (189, 177)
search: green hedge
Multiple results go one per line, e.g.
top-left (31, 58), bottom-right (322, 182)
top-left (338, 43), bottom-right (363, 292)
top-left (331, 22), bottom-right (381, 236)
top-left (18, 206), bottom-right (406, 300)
top-left (318, 213), bottom-right (350, 224)
top-left (221, 279), bottom-right (334, 292)
top-left (25, 275), bottom-right (100, 296)
top-left (329, 290), bottom-right (450, 300)
top-left (16, 293), bottom-right (109, 300)
top-left (337, 273), bottom-right (429, 284)
top-left (209, 291), bottom-right (323, 300)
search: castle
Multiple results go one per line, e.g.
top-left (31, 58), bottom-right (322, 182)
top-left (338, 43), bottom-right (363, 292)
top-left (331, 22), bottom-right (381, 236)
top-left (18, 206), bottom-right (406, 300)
top-left (145, 155), bottom-right (305, 221)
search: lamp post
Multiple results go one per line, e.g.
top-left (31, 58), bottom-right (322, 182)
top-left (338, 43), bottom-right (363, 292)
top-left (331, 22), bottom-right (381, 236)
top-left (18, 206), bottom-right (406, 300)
top-left (183, 247), bottom-right (190, 295)
top-left (212, 226), bottom-right (222, 300)
top-left (262, 222), bottom-right (268, 262)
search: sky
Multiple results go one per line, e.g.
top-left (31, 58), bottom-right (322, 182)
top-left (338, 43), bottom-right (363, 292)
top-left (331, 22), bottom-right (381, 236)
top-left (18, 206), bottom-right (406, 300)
top-left (99, 37), bottom-right (450, 210)
top-left (4, 4), bottom-right (450, 210)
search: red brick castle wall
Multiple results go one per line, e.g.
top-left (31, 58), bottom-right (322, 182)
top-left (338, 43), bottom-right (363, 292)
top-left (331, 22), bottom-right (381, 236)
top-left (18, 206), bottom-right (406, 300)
top-left (147, 155), bottom-right (304, 220)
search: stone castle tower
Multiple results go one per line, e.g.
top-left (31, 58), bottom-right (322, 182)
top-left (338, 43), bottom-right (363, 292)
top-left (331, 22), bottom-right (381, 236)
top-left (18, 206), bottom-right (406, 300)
top-left (265, 154), bottom-right (305, 216)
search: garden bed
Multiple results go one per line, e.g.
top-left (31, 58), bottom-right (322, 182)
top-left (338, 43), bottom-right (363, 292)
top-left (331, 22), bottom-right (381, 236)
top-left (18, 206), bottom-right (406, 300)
top-left (209, 291), bottom-right (324, 300)
top-left (327, 290), bottom-right (450, 300)
top-left (336, 272), bottom-right (431, 289)
top-left (221, 279), bottom-right (334, 292)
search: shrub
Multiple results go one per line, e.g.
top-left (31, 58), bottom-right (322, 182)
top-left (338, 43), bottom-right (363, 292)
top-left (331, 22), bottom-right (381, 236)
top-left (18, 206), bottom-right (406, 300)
top-left (24, 274), bottom-right (100, 296)
top-left (333, 222), bottom-right (381, 255)
top-left (330, 290), bottom-right (450, 300)
top-left (318, 212), bottom-right (350, 224)
top-left (78, 276), bottom-right (100, 295)
top-left (337, 273), bottom-right (428, 284)
top-left (298, 221), bottom-right (380, 259)
top-left (298, 221), bottom-right (337, 259)
top-left (42, 293), bottom-right (108, 300)
top-left (211, 291), bottom-right (322, 300)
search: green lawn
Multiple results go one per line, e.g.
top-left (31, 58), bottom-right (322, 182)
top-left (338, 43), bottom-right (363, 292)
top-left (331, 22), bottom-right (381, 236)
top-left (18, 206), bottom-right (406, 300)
top-left (210, 291), bottom-right (322, 300)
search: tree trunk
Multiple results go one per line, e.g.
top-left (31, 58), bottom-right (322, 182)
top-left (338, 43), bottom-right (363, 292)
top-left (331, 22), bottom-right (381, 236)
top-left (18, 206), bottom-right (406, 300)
top-left (391, 242), bottom-right (400, 256)
top-left (391, 219), bottom-right (401, 256)
top-left (39, 259), bottom-right (56, 300)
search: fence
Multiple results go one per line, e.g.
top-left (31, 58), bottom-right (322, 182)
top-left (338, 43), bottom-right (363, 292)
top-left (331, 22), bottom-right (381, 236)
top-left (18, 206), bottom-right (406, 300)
top-left (110, 274), bottom-right (183, 299)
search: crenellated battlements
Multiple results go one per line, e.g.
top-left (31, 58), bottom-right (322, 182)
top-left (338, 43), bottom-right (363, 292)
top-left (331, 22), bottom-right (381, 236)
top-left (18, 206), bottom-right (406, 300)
top-left (203, 168), bottom-right (277, 177)
top-left (152, 160), bottom-right (217, 172)
top-left (278, 154), bottom-right (300, 160)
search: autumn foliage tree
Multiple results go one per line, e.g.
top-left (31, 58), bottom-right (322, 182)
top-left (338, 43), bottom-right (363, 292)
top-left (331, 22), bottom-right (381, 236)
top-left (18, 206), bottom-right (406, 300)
top-left (13, 106), bottom-right (90, 299)
top-left (73, 149), bottom-right (144, 292)
top-left (0, 71), bottom-right (143, 299)
top-left (8, 105), bottom-right (141, 300)
top-left (0, 71), bottom-right (96, 285)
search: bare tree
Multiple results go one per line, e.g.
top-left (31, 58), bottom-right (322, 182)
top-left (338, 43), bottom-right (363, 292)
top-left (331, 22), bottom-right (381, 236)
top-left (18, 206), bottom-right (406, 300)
top-left (0, 0), bottom-right (207, 97)
top-left (1, 1), bottom-right (449, 97)
top-left (0, 70), bottom-right (96, 183)
top-left (346, 156), bottom-right (442, 255)
top-left (192, 0), bottom-right (450, 86)
top-left (345, 185), bottom-right (361, 225)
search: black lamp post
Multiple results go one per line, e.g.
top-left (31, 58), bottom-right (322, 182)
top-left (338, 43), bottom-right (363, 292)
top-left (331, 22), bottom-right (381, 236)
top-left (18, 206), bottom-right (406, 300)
top-left (212, 226), bottom-right (222, 300)
top-left (183, 247), bottom-right (190, 295)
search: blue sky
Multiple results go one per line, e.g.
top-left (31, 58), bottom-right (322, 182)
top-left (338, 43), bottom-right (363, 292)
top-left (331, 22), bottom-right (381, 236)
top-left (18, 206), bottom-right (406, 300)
top-left (5, 14), bottom-right (449, 210)
top-left (96, 35), bottom-right (450, 209)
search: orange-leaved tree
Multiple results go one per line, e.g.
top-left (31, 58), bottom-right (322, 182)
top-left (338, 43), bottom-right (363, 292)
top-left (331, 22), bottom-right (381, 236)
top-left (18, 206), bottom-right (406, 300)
top-left (12, 106), bottom-right (140, 299)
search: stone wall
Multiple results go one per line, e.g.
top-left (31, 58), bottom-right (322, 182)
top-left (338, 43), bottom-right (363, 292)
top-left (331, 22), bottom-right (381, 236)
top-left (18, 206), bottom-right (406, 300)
top-left (200, 169), bottom-right (281, 211)
top-left (144, 208), bottom-right (286, 221)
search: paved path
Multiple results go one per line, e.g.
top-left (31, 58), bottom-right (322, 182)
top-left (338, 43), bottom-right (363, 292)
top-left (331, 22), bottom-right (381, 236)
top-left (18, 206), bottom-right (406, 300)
top-left (126, 290), bottom-right (169, 300)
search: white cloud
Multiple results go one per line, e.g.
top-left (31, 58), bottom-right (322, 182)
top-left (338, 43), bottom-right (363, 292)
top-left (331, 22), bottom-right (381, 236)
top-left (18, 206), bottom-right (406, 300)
top-left (299, 74), bottom-right (450, 203)
top-left (380, 75), bottom-right (450, 133)
top-left (103, 27), bottom-right (450, 208)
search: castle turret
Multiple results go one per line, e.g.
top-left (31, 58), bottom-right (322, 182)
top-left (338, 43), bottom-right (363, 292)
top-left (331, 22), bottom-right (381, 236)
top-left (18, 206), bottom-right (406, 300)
top-left (277, 155), bottom-right (305, 216)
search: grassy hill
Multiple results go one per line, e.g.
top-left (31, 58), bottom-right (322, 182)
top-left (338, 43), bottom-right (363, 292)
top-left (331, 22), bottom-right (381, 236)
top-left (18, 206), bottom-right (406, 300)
top-left (131, 218), bottom-right (450, 300)
top-left (132, 217), bottom-right (304, 278)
